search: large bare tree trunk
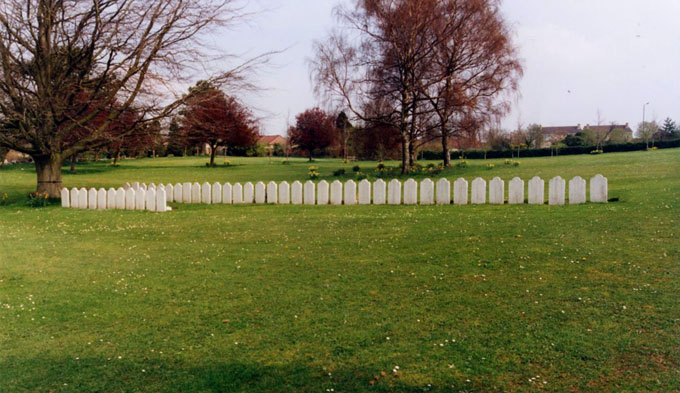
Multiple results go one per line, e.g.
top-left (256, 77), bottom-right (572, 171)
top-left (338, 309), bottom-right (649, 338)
top-left (400, 137), bottom-right (409, 174)
top-left (209, 144), bottom-right (217, 166)
top-left (441, 126), bottom-right (451, 167)
top-left (34, 154), bottom-right (63, 198)
top-left (70, 154), bottom-right (77, 172)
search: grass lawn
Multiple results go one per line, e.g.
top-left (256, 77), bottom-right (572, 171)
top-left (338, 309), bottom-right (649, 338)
top-left (0, 150), bottom-right (678, 392)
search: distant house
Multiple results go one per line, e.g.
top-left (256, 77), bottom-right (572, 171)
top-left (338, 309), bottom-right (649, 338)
top-left (258, 135), bottom-right (287, 147)
top-left (540, 125), bottom-right (582, 146)
top-left (540, 123), bottom-right (633, 146)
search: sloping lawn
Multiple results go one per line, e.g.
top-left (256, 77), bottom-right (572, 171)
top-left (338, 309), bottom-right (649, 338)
top-left (0, 149), bottom-right (678, 392)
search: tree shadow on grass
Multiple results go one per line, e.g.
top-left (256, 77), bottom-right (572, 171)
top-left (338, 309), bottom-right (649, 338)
top-left (0, 357), bottom-right (469, 393)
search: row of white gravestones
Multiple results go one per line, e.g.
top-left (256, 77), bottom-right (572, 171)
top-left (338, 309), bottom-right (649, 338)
top-left (155, 175), bottom-right (607, 206)
top-left (61, 187), bottom-right (169, 212)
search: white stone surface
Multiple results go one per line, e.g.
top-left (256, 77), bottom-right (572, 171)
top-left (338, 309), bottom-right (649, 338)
top-left (243, 182), bottom-right (254, 203)
top-left (146, 188), bottom-right (157, 211)
top-left (202, 182), bottom-right (212, 204)
top-left (140, 183), bottom-right (147, 191)
top-left (489, 177), bottom-right (505, 205)
top-left (569, 176), bottom-right (587, 204)
top-left (436, 178), bottom-right (451, 205)
top-left (61, 188), bottom-right (70, 208)
top-left (304, 181), bottom-right (316, 205)
top-left (590, 174), bottom-right (608, 203)
top-left (279, 181), bottom-right (290, 204)
top-left (132, 182), bottom-right (139, 190)
top-left (212, 182), bottom-right (223, 204)
top-left (165, 184), bottom-right (174, 203)
top-left (388, 179), bottom-right (401, 205)
top-left (70, 188), bottom-right (79, 208)
top-left (107, 188), bottom-right (116, 209)
top-left (115, 188), bottom-right (126, 209)
top-left (528, 176), bottom-right (544, 205)
top-left (403, 179), bottom-right (417, 205)
top-left (174, 183), bottom-right (182, 204)
top-left (267, 181), bottom-right (278, 204)
top-left (125, 188), bottom-right (136, 210)
top-left (149, 183), bottom-right (156, 190)
top-left (255, 182), bottom-right (266, 204)
top-left (330, 180), bottom-right (343, 205)
top-left (453, 178), bottom-right (468, 205)
top-left (182, 183), bottom-right (192, 203)
top-left (135, 188), bottom-right (146, 210)
top-left (78, 187), bottom-right (88, 209)
top-left (97, 188), bottom-right (107, 210)
top-left (471, 178), bottom-right (486, 204)
top-left (223, 183), bottom-right (233, 204)
top-left (373, 179), bottom-right (387, 205)
top-left (192, 183), bottom-right (201, 204)
top-left (232, 183), bottom-right (243, 204)
top-left (344, 180), bottom-right (357, 205)
top-left (316, 180), bottom-right (329, 205)
top-left (508, 177), bottom-right (525, 204)
top-left (420, 179), bottom-right (434, 205)
top-left (549, 176), bottom-right (566, 205)
top-left (88, 188), bottom-right (97, 209)
top-left (291, 181), bottom-right (303, 205)
top-left (157, 187), bottom-right (168, 212)
top-left (358, 179), bottom-right (372, 205)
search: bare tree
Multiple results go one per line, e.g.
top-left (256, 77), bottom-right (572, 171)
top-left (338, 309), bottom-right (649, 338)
top-left (0, 0), bottom-right (268, 196)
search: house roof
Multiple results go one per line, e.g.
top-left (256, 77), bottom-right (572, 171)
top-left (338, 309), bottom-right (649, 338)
top-left (258, 135), bottom-right (286, 145)
top-left (585, 124), bottom-right (633, 133)
top-left (541, 126), bottom-right (581, 136)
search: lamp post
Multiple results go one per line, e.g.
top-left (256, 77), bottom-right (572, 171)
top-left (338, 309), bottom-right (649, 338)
top-left (642, 102), bottom-right (650, 126)
top-left (642, 102), bottom-right (650, 148)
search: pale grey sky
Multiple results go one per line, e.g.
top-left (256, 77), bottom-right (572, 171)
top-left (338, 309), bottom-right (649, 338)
top-left (216, 0), bottom-right (680, 134)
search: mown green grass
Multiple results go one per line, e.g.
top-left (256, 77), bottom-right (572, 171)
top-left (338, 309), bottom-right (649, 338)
top-left (0, 150), bottom-right (678, 392)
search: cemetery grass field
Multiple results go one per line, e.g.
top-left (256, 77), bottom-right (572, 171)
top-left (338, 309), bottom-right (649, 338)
top-left (0, 150), bottom-right (679, 393)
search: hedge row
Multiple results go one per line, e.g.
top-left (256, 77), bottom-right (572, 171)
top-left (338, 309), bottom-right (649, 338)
top-left (418, 139), bottom-right (680, 160)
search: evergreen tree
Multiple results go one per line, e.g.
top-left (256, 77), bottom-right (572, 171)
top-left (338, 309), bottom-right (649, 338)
top-left (659, 118), bottom-right (678, 140)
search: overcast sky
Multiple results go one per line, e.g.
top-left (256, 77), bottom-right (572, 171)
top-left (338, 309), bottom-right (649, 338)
top-left (217, 0), bottom-right (680, 134)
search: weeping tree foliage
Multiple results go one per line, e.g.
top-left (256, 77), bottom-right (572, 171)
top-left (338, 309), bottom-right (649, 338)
top-left (0, 0), bottom-right (266, 196)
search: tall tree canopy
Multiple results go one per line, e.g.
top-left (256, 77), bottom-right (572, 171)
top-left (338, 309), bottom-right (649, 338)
top-left (0, 0), bottom-right (262, 196)
top-left (288, 108), bottom-right (337, 161)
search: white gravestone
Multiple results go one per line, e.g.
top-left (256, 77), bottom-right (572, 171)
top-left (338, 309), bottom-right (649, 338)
top-left (528, 176), bottom-right (544, 205)
top-left (125, 188), bottom-right (136, 210)
top-left (358, 179), bottom-right (372, 205)
top-left (291, 181), bottom-right (303, 205)
top-left (88, 188), bottom-right (98, 210)
top-left (508, 177), bottom-right (525, 205)
top-left (61, 188), bottom-right (70, 208)
top-left (279, 181), bottom-right (290, 204)
top-left (70, 188), bottom-right (79, 208)
top-left (182, 183), bottom-right (192, 203)
top-left (202, 182), bottom-right (212, 204)
top-left (135, 188), bottom-right (146, 210)
top-left (212, 182), bottom-right (223, 204)
top-left (173, 183), bottom-right (182, 204)
top-left (489, 177), bottom-right (505, 205)
top-left (569, 176), bottom-right (587, 205)
top-left (223, 183), bottom-right (233, 204)
top-left (243, 182), bottom-right (254, 203)
top-left (97, 188), bottom-right (107, 210)
top-left (255, 182), bottom-right (266, 204)
top-left (232, 183), bottom-right (243, 204)
top-left (403, 179), bottom-right (417, 205)
top-left (330, 180), bottom-right (343, 205)
top-left (420, 179), bottom-right (434, 205)
top-left (344, 180), bottom-right (357, 205)
top-left (165, 184), bottom-right (174, 203)
top-left (157, 187), bottom-right (168, 212)
top-left (124, 183), bottom-right (131, 190)
top-left (453, 178), bottom-right (468, 205)
top-left (149, 183), bottom-right (156, 191)
top-left (436, 178), bottom-right (451, 205)
top-left (471, 178), bottom-right (486, 204)
top-left (140, 183), bottom-right (147, 191)
top-left (549, 176), bottom-right (566, 205)
top-left (590, 174), bottom-right (608, 203)
top-left (192, 183), bottom-right (201, 203)
top-left (107, 188), bottom-right (116, 209)
top-left (115, 188), bottom-right (126, 209)
top-left (304, 181), bottom-right (316, 205)
top-left (373, 179), bottom-right (387, 205)
top-left (267, 181), bottom-right (278, 204)
top-left (78, 188), bottom-right (88, 209)
top-left (316, 180), bottom-right (329, 205)
top-left (132, 182), bottom-right (139, 190)
top-left (388, 179), bottom-right (401, 205)
top-left (146, 188), bottom-right (157, 211)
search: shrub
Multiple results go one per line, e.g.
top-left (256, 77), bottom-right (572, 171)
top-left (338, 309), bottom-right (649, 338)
top-left (590, 150), bottom-right (603, 155)
top-left (0, 193), bottom-right (8, 206)
top-left (26, 191), bottom-right (50, 208)
top-left (333, 168), bottom-right (346, 177)
top-left (223, 160), bottom-right (233, 166)
top-left (356, 172), bottom-right (368, 181)
top-left (456, 160), bottom-right (468, 168)
top-left (376, 162), bottom-right (386, 170)
top-left (486, 163), bottom-right (495, 170)
top-left (308, 166), bottom-right (320, 180)
top-left (352, 165), bottom-right (361, 172)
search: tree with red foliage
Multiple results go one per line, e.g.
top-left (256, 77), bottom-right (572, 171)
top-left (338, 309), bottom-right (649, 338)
top-left (289, 108), bottom-right (337, 161)
top-left (181, 83), bottom-right (260, 166)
